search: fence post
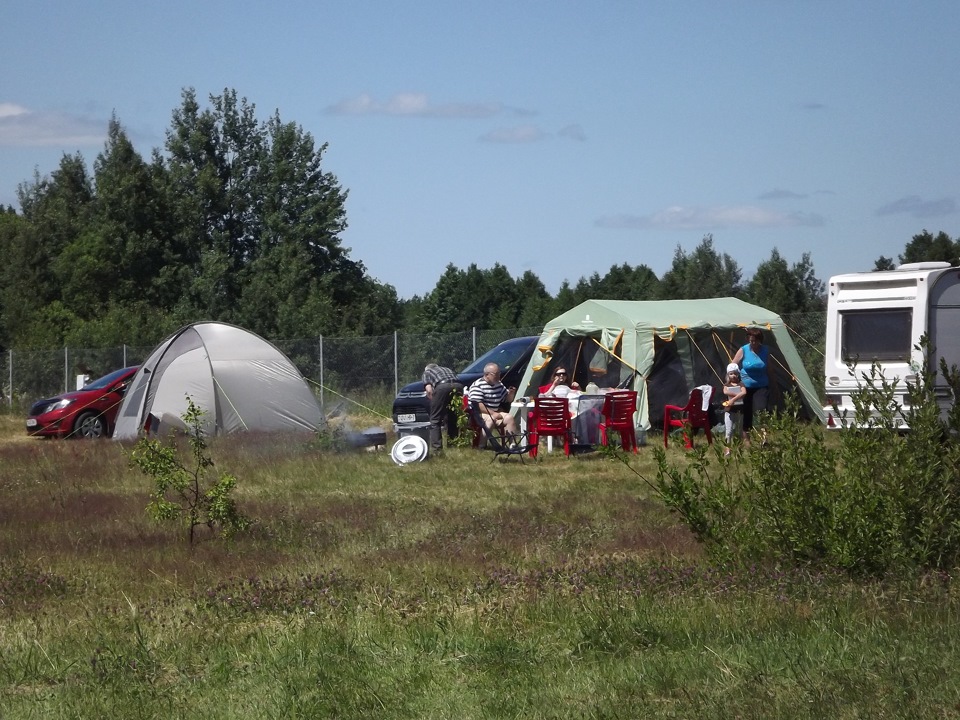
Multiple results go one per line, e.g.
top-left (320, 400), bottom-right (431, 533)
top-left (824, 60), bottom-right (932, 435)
top-left (7, 349), bottom-right (11, 408)
top-left (472, 327), bottom-right (477, 361)
top-left (318, 334), bottom-right (324, 410)
top-left (394, 330), bottom-right (398, 397)
top-left (123, 344), bottom-right (127, 367)
top-left (64, 346), bottom-right (69, 394)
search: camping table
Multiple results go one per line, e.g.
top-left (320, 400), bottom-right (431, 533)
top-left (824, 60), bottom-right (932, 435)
top-left (513, 393), bottom-right (607, 452)
top-left (568, 394), bottom-right (605, 446)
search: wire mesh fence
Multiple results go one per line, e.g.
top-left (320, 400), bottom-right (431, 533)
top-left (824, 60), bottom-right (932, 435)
top-left (2, 316), bottom-right (825, 414)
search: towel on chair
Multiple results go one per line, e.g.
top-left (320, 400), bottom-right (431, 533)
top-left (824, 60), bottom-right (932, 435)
top-left (696, 385), bottom-right (713, 411)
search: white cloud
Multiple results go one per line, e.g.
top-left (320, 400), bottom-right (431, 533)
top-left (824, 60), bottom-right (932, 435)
top-left (596, 205), bottom-right (825, 230)
top-left (876, 195), bottom-right (956, 218)
top-left (0, 103), bottom-right (29, 119)
top-left (479, 125), bottom-right (546, 144)
top-left (327, 92), bottom-right (501, 118)
top-left (758, 188), bottom-right (808, 200)
top-left (0, 105), bottom-right (105, 147)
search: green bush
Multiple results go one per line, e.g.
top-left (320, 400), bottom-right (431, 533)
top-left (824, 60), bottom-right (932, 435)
top-left (130, 397), bottom-right (251, 545)
top-left (641, 347), bottom-right (960, 576)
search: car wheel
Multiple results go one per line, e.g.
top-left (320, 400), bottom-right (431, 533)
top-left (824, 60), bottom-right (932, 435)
top-left (74, 412), bottom-right (106, 439)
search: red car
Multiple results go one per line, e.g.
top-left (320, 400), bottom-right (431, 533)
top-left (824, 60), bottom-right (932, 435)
top-left (26, 366), bottom-right (140, 439)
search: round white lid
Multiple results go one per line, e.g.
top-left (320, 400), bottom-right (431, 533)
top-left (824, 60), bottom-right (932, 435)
top-left (391, 435), bottom-right (429, 465)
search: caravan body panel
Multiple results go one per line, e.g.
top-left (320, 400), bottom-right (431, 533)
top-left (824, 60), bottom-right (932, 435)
top-left (824, 262), bottom-right (960, 426)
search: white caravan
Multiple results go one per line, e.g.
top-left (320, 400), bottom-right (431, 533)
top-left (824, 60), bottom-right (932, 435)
top-left (823, 262), bottom-right (960, 427)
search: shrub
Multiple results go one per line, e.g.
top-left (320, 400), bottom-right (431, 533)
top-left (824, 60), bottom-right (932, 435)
top-left (448, 391), bottom-right (473, 449)
top-left (130, 397), bottom-right (251, 545)
top-left (635, 345), bottom-right (960, 576)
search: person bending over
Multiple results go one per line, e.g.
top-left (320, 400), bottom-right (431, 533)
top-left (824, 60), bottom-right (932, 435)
top-left (422, 362), bottom-right (465, 452)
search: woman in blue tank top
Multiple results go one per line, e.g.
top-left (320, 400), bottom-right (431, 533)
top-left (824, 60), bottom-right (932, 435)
top-left (732, 327), bottom-right (769, 438)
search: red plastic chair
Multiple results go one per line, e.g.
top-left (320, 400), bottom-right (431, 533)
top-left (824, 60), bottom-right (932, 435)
top-left (663, 388), bottom-right (714, 449)
top-left (523, 383), bottom-right (556, 428)
top-left (599, 390), bottom-right (639, 453)
top-left (529, 396), bottom-right (571, 458)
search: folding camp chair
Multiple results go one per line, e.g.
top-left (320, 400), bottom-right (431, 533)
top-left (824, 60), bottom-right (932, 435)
top-left (663, 388), bottom-right (714, 449)
top-left (462, 395), bottom-right (484, 448)
top-left (468, 404), bottom-right (536, 462)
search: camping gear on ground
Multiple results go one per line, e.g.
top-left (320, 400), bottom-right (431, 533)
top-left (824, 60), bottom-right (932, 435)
top-left (345, 427), bottom-right (387, 449)
top-left (396, 421), bottom-right (431, 447)
top-left (514, 298), bottom-right (824, 434)
top-left (391, 435), bottom-right (429, 464)
top-left (113, 321), bottom-right (323, 439)
top-left (663, 388), bottom-right (714, 449)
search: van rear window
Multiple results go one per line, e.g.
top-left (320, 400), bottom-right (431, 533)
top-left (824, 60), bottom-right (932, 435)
top-left (840, 309), bottom-right (913, 362)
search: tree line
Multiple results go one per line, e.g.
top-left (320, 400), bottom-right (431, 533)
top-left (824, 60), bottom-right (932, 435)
top-left (1, 88), bottom-right (957, 353)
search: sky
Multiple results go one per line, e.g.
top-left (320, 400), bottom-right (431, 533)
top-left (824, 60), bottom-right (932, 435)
top-left (3, 1), bottom-right (959, 300)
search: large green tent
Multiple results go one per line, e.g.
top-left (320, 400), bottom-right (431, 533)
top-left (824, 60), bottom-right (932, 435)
top-left (514, 298), bottom-right (824, 432)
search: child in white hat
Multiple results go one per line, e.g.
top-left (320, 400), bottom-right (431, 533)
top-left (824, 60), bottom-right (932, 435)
top-left (721, 363), bottom-right (747, 456)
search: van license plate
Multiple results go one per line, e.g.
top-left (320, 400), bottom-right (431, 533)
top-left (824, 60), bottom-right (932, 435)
top-left (26, 419), bottom-right (37, 427)
top-left (397, 414), bottom-right (416, 423)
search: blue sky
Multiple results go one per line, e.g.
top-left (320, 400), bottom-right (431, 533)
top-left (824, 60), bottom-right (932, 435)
top-left (3, 1), bottom-right (958, 300)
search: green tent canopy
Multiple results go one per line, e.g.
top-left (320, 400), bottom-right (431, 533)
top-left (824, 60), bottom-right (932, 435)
top-left (514, 298), bottom-right (824, 431)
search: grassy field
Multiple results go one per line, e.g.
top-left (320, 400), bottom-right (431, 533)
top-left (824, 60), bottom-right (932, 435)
top-left (2, 412), bottom-right (959, 718)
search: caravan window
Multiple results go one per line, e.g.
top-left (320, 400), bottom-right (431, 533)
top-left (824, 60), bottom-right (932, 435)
top-left (840, 309), bottom-right (912, 362)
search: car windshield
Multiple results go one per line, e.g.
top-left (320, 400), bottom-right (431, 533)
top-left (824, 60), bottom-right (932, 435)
top-left (83, 367), bottom-right (135, 391)
top-left (461, 338), bottom-right (534, 375)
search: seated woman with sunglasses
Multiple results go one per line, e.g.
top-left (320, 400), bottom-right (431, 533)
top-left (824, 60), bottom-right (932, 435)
top-left (540, 367), bottom-right (580, 397)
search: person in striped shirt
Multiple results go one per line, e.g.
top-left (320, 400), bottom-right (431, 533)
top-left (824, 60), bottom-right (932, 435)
top-left (467, 363), bottom-right (517, 435)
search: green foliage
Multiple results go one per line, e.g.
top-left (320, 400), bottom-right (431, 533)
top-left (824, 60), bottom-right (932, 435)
top-left (899, 229), bottom-right (959, 267)
top-left (658, 234), bottom-right (742, 300)
top-left (1, 88), bottom-right (399, 348)
top-left (7, 75), bottom-right (955, 353)
top-left (875, 229), bottom-right (960, 270)
top-left (640, 348), bottom-right (960, 576)
top-left (130, 396), bottom-right (250, 545)
top-left (745, 248), bottom-right (825, 314)
top-left (570, 263), bottom-right (661, 304)
top-left (447, 390), bottom-right (473, 448)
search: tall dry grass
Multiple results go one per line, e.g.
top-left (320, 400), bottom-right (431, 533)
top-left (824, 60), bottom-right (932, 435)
top-left (2, 425), bottom-right (959, 718)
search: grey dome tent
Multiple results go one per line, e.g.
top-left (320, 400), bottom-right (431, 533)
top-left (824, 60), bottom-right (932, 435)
top-left (514, 298), bottom-right (825, 432)
top-left (113, 321), bottom-right (323, 439)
